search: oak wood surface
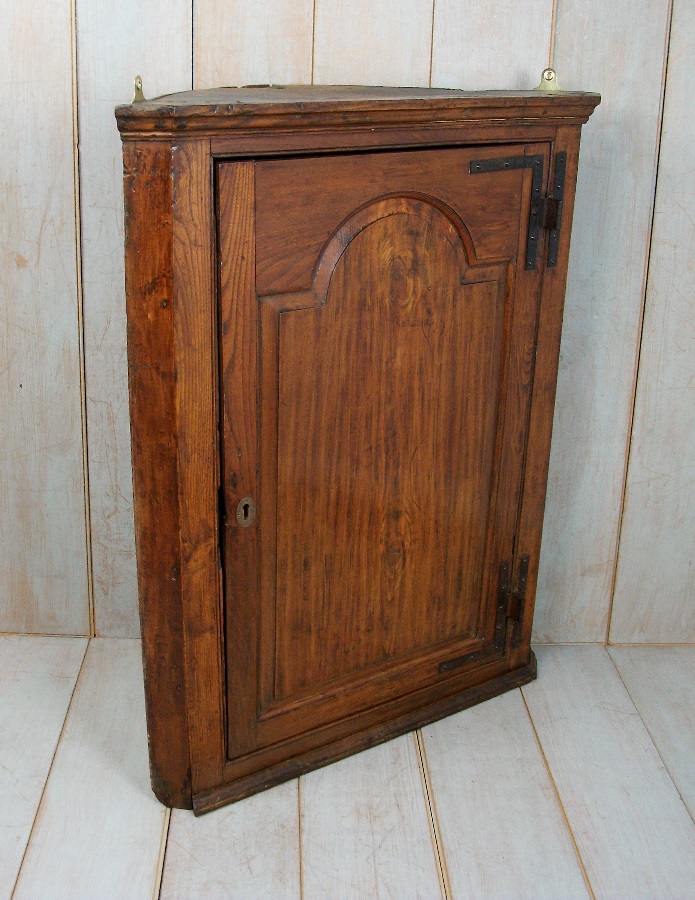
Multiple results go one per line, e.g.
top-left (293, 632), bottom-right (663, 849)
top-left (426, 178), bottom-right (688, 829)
top-left (120, 88), bottom-right (597, 811)
top-left (124, 143), bottom-right (191, 807)
top-left (116, 85), bottom-right (600, 138)
top-left (255, 147), bottom-right (526, 295)
top-left (217, 161), bottom-right (260, 760)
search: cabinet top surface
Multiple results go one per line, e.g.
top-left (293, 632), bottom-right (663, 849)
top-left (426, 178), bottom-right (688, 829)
top-left (115, 84), bottom-right (600, 137)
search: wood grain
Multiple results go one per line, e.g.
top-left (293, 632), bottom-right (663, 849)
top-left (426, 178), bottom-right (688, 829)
top-left (217, 161), bottom-right (260, 760)
top-left (273, 204), bottom-right (507, 697)
top-left (76, 0), bottom-right (192, 637)
top-left (533, 0), bottom-right (671, 642)
top-left (194, 0), bottom-right (313, 89)
top-left (431, 0), bottom-right (554, 90)
top-left (161, 782), bottom-right (300, 899)
top-left (0, 0), bottom-right (88, 634)
top-left (255, 147), bottom-right (526, 295)
top-left (123, 143), bottom-right (191, 808)
top-left (13, 639), bottom-right (167, 900)
top-left (0, 636), bottom-right (87, 898)
top-left (171, 139), bottom-right (226, 795)
top-left (609, 646), bottom-right (695, 821)
top-left (300, 736), bottom-right (440, 899)
top-left (313, 0), bottom-right (433, 87)
top-left (523, 645), bottom-right (695, 897)
top-left (422, 689), bottom-right (589, 899)
top-left (610, 0), bottom-right (695, 642)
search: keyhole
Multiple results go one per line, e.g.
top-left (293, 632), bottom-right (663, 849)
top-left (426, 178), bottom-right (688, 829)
top-left (236, 496), bottom-right (256, 528)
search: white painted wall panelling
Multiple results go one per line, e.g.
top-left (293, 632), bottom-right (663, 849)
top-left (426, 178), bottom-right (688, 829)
top-left (523, 645), bottom-right (695, 897)
top-left (0, 0), bottom-right (89, 634)
top-left (0, 636), bottom-right (87, 898)
top-left (610, 0), bottom-right (695, 642)
top-left (533, 0), bottom-right (672, 641)
top-left (313, 0), bottom-right (433, 87)
top-left (13, 640), bottom-right (167, 900)
top-left (431, 0), bottom-right (553, 90)
top-left (194, 0), bottom-right (314, 89)
top-left (77, 0), bottom-right (192, 635)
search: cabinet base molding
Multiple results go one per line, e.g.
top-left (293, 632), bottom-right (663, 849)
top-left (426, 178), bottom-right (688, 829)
top-left (193, 654), bottom-right (537, 815)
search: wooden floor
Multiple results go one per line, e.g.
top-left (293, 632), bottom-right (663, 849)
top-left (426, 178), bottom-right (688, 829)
top-left (2, 639), bottom-right (695, 899)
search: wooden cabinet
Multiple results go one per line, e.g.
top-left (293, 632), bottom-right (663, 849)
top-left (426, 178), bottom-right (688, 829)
top-left (116, 85), bottom-right (599, 814)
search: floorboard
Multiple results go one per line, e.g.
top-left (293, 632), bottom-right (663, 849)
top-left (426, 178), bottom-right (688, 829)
top-left (422, 688), bottom-right (590, 899)
top-left (0, 636), bottom-right (86, 899)
top-left (523, 645), bottom-right (695, 898)
top-left (161, 780), bottom-right (300, 899)
top-left (300, 734), bottom-right (442, 899)
top-left (609, 646), bottom-right (695, 822)
top-left (13, 639), bottom-right (166, 900)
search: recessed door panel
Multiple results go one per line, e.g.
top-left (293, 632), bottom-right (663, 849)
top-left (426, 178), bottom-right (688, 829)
top-left (273, 208), bottom-right (507, 699)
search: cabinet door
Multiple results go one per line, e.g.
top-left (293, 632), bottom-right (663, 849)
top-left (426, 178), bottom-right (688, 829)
top-left (218, 145), bottom-right (547, 760)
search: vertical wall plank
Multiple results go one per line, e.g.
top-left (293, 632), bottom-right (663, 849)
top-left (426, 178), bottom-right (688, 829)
top-left (431, 0), bottom-right (553, 89)
top-left (610, 0), bottom-right (695, 643)
top-left (533, 0), bottom-right (671, 642)
top-left (77, 0), bottom-right (192, 635)
top-left (194, 0), bottom-right (314, 89)
top-left (313, 0), bottom-right (433, 87)
top-left (0, 0), bottom-right (89, 634)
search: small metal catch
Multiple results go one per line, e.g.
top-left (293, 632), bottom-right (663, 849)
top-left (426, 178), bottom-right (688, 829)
top-left (133, 75), bottom-right (146, 103)
top-left (535, 67), bottom-right (562, 93)
top-left (236, 497), bottom-right (256, 528)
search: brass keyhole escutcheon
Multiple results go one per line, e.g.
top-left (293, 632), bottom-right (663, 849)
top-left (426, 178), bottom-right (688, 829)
top-left (236, 496), bottom-right (256, 527)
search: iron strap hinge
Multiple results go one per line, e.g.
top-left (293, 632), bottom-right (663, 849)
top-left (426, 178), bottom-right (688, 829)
top-left (469, 151), bottom-right (567, 269)
top-left (494, 554), bottom-right (531, 648)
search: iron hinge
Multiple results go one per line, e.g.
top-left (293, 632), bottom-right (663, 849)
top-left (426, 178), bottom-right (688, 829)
top-left (495, 554), bottom-right (530, 648)
top-left (469, 151), bottom-right (567, 269)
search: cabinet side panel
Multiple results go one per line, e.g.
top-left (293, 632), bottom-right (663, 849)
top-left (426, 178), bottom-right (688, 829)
top-left (124, 143), bottom-right (191, 808)
top-left (515, 127), bottom-right (582, 658)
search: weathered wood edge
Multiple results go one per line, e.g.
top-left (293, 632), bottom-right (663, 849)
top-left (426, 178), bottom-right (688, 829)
top-left (123, 143), bottom-right (192, 809)
top-left (514, 125), bottom-right (583, 654)
top-left (192, 654), bottom-right (537, 815)
top-left (116, 86), bottom-right (600, 137)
